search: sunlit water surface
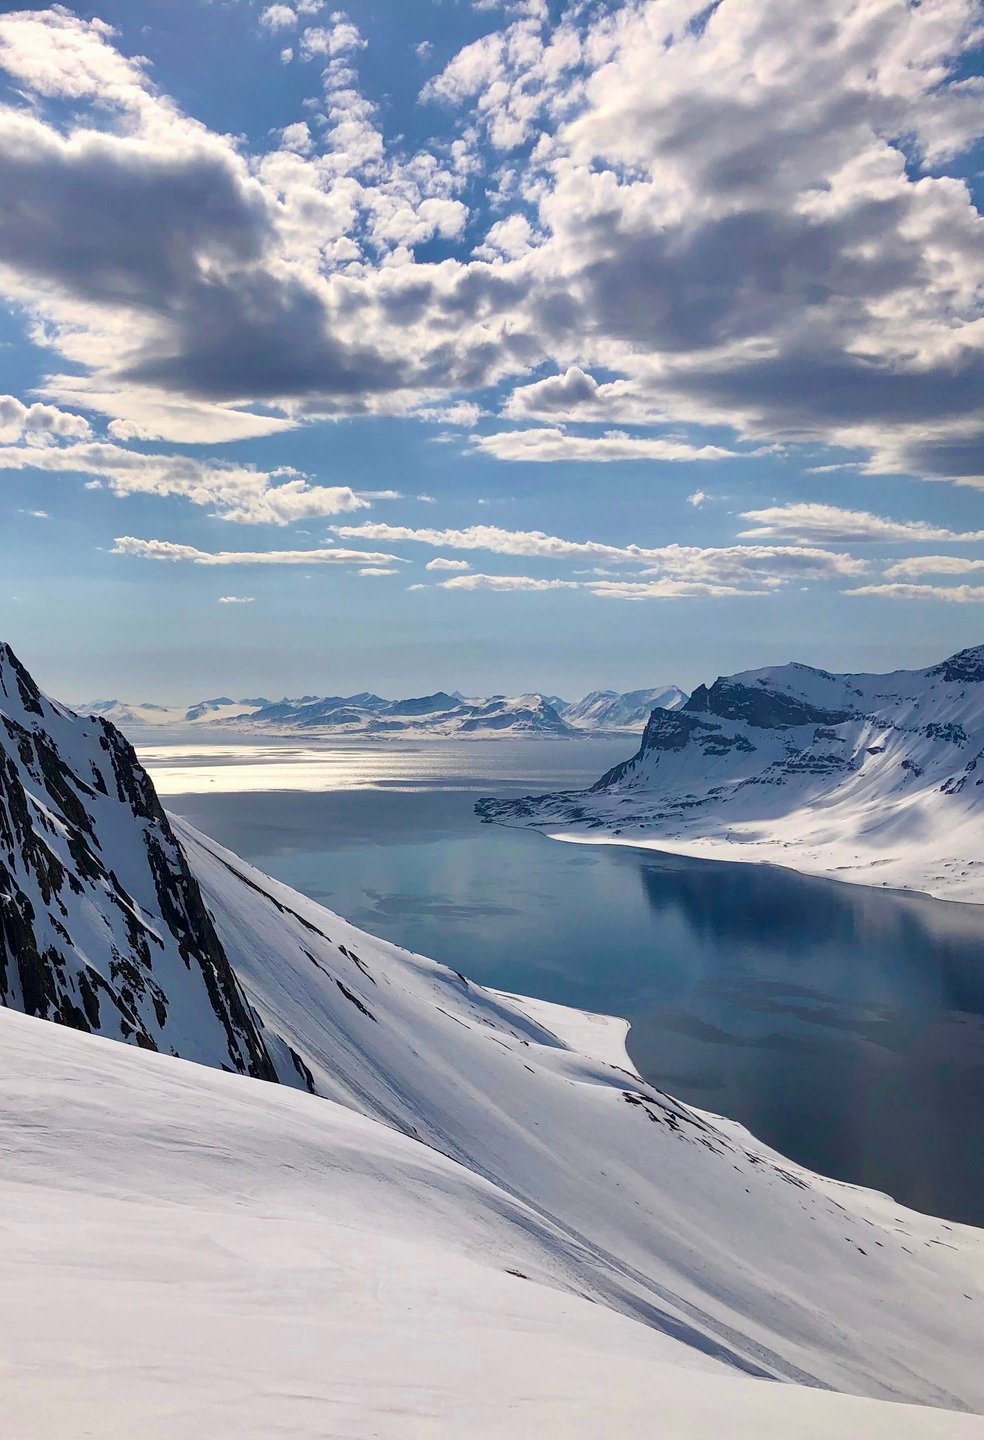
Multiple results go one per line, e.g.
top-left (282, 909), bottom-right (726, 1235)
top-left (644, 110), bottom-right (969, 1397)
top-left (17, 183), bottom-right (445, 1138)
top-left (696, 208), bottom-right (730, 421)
top-left (143, 733), bottom-right (984, 1226)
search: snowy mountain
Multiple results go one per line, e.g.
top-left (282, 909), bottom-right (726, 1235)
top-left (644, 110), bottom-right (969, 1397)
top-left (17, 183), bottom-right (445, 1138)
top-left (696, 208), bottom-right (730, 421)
top-left (6, 641), bottom-right (984, 1430)
top-left (75, 686), bottom-right (686, 738)
top-left (0, 643), bottom-right (276, 1076)
top-left (243, 689), bottom-right (574, 737)
top-left (478, 645), bottom-right (984, 902)
top-left (562, 685), bottom-right (688, 730)
top-left (83, 696), bottom-right (268, 726)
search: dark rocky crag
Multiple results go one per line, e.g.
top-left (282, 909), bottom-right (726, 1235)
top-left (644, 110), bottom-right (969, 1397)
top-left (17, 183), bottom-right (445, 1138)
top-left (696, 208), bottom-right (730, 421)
top-left (0, 643), bottom-right (276, 1078)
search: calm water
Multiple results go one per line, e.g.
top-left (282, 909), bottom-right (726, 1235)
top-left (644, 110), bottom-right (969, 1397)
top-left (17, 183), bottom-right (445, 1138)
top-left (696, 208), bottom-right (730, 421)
top-left (154, 737), bottom-right (984, 1225)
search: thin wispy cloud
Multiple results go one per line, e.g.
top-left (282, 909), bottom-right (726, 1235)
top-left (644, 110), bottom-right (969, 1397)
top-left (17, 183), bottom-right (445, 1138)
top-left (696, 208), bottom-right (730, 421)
top-left (334, 522), bottom-right (866, 584)
top-left (848, 583), bottom-right (984, 604)
top-left (111, 537), bottom-right (404, 566)
top-left (0, 442), bottom-right (368, 524)
top-left (739, 504), bottom-right (984, 545)
top-left (471, 429), bottom-right (735, 464)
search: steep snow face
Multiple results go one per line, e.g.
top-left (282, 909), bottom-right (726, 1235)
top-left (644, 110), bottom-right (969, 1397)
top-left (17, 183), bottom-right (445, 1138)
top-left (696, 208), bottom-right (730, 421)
top-left (8, 1008), bottom-right (984, 1440)
top-left (0, 644), bottom-right (275, 1076)
top-left (479, 646), bottom-right (984, 901)
top-left (174, 817), bottom-right (984, 1412)
top-left (563, 686), bottom-right (688, 730)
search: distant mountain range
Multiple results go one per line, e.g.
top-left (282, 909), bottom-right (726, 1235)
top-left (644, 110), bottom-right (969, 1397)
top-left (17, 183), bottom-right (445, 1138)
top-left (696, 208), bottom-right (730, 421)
top-left (79, 684), bottom-right (687, 738)
top-left (478, 645), bottom-right (984, 902)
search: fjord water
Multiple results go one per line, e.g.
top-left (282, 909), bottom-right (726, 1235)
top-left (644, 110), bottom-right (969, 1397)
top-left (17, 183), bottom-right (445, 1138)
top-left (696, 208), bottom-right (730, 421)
top-left (153, 735), bottom-right (984, 1225)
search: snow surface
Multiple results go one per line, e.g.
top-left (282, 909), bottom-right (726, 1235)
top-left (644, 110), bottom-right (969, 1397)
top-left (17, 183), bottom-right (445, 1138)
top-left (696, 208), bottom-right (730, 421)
top-left (480, 647), bottom-right (984, 902)
top-left (172, 816), bottom-right (984, 1414)
top-left (4, 1005), bottom-right (984, 1438)
top-left (562, 685), bottom-right (689, 730)
top-left (6, 641), bottom-right (984, 1432)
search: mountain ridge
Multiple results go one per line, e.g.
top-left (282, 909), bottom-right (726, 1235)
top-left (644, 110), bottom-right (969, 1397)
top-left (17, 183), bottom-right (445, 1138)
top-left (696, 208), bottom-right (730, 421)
top-left (477, 644), bottom-right (984, 902)
top-left (74, 685), bottom-right (687, 737)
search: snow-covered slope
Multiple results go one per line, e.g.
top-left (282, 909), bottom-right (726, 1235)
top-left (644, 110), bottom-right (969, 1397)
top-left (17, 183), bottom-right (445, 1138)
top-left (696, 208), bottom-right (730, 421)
top-left (7, 1007), bottom-right (983, 1440)
top-left (7, 642), bottom-right (984, 1428)
top-left (479, 645), bottom-right (984, 902)
top-left (171, 815), bottom-right (984, 1413)
top-left (563, 685), bottom-right (688, 730)
top-left (0, 644), bottom-right (275, 1076)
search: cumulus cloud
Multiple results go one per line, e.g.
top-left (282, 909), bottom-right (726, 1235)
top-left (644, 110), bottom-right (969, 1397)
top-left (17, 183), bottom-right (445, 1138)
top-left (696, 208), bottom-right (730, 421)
top-left (738, 503), bottom-right (984, 544)
top-left (425, 557), bottom-right (472, 571)
top-left (260, 6), bottom-right (297, 30)
top-left (0, 439), bottom-right (368, 523)
top-left (0, 0), bottom-right (979, 485)
top-left (358, 565), bottom-right (398, 575)
top-left (0, 395), bottom-right (91, 445)
top-left (687, 491), bottom-right (708, 508)
top-left (111, 537), bottom-right (404, 565)
top-left (217, 594), bottom-right (255, 604)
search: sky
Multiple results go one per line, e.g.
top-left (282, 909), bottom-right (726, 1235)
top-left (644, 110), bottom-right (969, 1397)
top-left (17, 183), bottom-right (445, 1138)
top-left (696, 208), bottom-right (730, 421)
top-left (0, 0), bottom-right (982, 703)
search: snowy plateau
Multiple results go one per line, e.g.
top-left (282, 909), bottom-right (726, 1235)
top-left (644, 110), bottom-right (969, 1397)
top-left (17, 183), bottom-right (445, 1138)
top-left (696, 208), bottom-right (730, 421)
top-left (479, 646), bottom-right (984, 904)
top-left (3, 640), bottom-right (984, 1437)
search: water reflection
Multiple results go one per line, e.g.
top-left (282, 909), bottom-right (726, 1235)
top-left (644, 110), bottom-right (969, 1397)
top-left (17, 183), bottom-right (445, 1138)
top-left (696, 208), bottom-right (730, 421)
top-left (164, 760), bottom-right (984, 1225)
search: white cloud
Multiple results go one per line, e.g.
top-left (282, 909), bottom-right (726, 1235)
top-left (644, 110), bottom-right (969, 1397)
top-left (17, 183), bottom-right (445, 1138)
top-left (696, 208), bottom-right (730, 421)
top-left (217, 594), bottom-right (255, 604)
top-left (687, 491), bottom-right (708, 508)
top-left (0, 395), bottom-right (91, 445)
top-left (738, 503), bottom-right (984, 544)
top-left (473, 213), bottom-right (535, 261)
top-left (299, 18), bottom-right (366, 60)
top-left (471, 428), bottom-right (735, 464)
top-left (111, 537), bottom-right (404, 565)
top-left (281, 121), bottom-right (313, 154)
top-left (883, 555), bottom-right (984, 580)
top-left (438, 573), bottom-right (580, 592)
top-left (0, 441), bottom-right (368, 524)
top-left (0, 0), bottom-right (979, 482)
top-left (19, 508), bottom-right (50, 519)
top-left (847, 583), bottom-right (984, 603)
top-left (425, 557), bottom-right (472, 571)
top-left (260, 5), bottom-right (297, 30)
top-left (358, 566), bottom-right (398, 575)
top-left (414, 402), bottom-right (483, 427)
top-left (587, 579), bottom-right (759, 601)
top-left (333, 521), bottom-right (866, 582)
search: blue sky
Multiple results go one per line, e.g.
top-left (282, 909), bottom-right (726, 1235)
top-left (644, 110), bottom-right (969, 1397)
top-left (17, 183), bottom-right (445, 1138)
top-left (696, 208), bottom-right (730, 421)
top-left (0, 0), bottom-right (982, 702)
